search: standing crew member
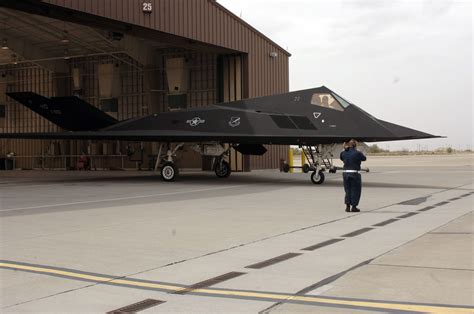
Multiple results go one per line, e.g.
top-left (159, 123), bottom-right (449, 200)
top-left (340, 139), bottom-right (367, 212)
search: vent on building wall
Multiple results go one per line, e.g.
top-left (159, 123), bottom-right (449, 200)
top-left (166, 57), bottom-right (189, 111)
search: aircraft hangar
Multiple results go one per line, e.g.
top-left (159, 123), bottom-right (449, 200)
top-left (0, 0), bottom-right (290, 172)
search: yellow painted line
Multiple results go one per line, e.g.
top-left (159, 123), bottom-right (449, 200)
top-left (194, 288), bottom-right (473, 314)
top-left (0, 262), bottom-right (182, 292)
top-left (2, 262), bottom-right (473, 313)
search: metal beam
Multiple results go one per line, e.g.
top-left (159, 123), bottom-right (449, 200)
top-left (0, 34), bottom-right (67, 72)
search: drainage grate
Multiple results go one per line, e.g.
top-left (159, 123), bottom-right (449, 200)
top-left (397, 212), bottom-right (419, 219)
top-left (434, 201), bottom-right (450, 206)
top-left (245, 253), bottom-right (302, 269)
top-left (173, 272), bottom-right (245, 294)
top-left (372, 219), bottom-right (399, 227)
top-left (449, 197), bottom-right (461, 201)
top-left (398, 197), bottom-right (428, 205)
top-left (302, 238), bottom-right (344, 251)
top-left (341, 228), bottom-right (374, 237)
top-left (418, 206), bottom-right (436, 211)
top-left (107, 299), bottom-right (164, 313)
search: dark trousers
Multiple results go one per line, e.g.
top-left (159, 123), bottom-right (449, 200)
top-left (343, 173), bottom-right (362, 206)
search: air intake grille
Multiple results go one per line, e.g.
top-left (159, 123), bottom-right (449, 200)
top-left (270, 115), bottom-right (297, 129)
top-left (289, 116), bottom-right (317, 130)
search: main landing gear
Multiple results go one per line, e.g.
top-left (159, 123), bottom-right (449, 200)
top-left (154, 143), bottom-right (231, 182)
top-left (214, 159), bottom-right (231, 178)
top-left (161, 162), bottom-right (179, 182)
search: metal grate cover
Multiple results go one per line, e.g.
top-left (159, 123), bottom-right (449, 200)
top-left (341, 228), bottom-right (374, 238)
top-left (245, 253), bottom-right (302, 269)
top-left (372, 219), bottom-right (399, 227)
top-left (398, 197), bottom-right (428, 205)
top-left (418, 206), bottom-right (436, 211)
top-left (397, 212), bottom-right (419, 219)
top-left (107, 299), bottom-right (164, 313)
top-left (302, 239), bottom-right (344, 251)
top-left (173, 272), bottom-right (245, 294)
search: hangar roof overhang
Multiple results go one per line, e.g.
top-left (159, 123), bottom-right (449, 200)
top-left (0, 0), bottom-right (242, 72)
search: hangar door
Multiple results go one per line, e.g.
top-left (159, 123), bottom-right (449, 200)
top-left (218, 55), bottom-right (249, 172)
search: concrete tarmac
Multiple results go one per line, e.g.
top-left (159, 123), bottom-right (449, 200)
top-left (0, 154), bottom-right (473, 313)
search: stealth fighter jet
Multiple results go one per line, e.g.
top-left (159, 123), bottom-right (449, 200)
top-left (2, 86), bottom-right (439, 183)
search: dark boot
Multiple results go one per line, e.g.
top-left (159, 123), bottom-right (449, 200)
top-left (351, 206), bottom-right (360, 212)
top-left (345, 204), bottom-right (351, 212)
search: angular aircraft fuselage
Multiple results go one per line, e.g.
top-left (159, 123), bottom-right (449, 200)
top-left (4, 86), bottom-right (438, 145)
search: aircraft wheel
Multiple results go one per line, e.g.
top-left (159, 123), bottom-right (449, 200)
top-left (282, 163), bottom-right (290, 173)
top-left (215, 160), bottom-right (231, 178)
top-left (311, 170), bottom-right (325, 184)
top-left (161, 162), bottom-right (178, 182)
top-left (302, 163), bottom-right (311, 173)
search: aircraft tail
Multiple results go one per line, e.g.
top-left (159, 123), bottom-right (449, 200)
top-left (7, 92), bottom-right (118, 131)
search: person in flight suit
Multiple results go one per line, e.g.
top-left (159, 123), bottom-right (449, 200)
top-left (340, 139), bottom-right (367, 212)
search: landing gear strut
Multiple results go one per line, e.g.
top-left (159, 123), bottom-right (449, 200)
top-left (154, 143), bottom-right (183, 182)
top-left (301, 144), bottom-right (339, 185)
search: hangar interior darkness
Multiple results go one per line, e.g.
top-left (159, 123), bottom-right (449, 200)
top-left (0, 0), bottom-right (289, 171)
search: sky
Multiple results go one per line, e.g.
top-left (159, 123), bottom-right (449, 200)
top-left (218, 0), bottom-right (472, 151)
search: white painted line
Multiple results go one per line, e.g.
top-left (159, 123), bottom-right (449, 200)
top-left (0, 185), bottom-right (243, 212)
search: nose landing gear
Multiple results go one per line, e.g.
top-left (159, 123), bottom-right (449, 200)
top-left (310, 170), bottom-right (325, 184)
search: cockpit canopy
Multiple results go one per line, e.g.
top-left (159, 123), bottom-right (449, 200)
top-left (311, 92), bottom-right (351, 111)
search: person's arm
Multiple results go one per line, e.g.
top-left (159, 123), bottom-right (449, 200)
top-left (340, 143), bottom-right (347, 161)
top-left (359, 151), bottom-right (367, 161)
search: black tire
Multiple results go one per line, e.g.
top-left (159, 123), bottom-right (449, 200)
top-left (302, 163), bottom-right (310, 173)
top-left (311, 170), bottom-right (325, 184)
top-left (215, 160), bottom-right (231, 178)
top-left (161, 162), bottom-right (178, 182)
top-left (282, 163), bottom-right (290, 173)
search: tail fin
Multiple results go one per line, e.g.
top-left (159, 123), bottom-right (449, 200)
top-left (7, 92), bottom-right (118, 131)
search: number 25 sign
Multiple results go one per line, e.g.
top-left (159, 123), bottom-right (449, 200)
top-left (142, 2), bottom-right (152, 13)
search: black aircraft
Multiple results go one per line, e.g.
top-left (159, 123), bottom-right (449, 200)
top-left (2, 86), bottom-right (439, 183)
